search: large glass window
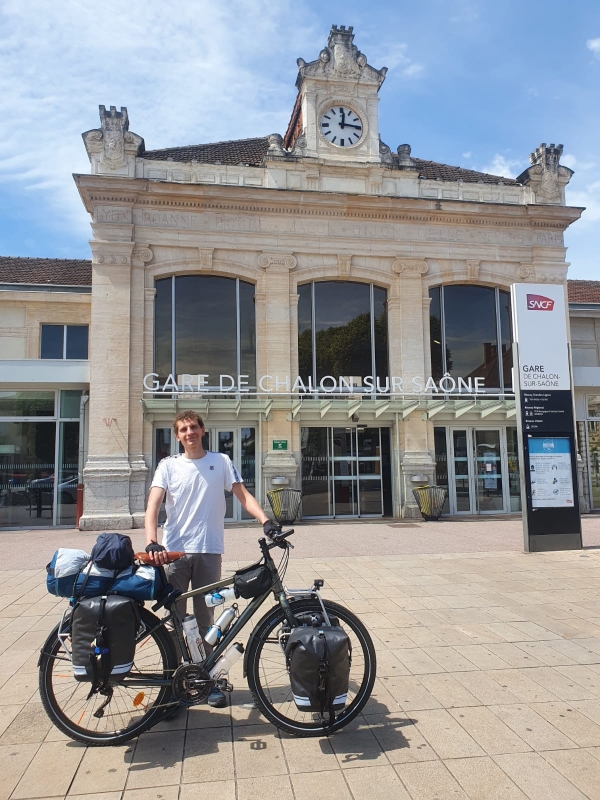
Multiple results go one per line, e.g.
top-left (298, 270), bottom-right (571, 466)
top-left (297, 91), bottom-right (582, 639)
top-left (155, 276), bottom-right (256, 388)
top-left (0, 391), bottom-right (81, 528)
top-left (429, 285), bottom-right (513, 391)
top-left (41, 325), bottom-right (88, 359)
top-left (298, 281), bottom-right (388, 388)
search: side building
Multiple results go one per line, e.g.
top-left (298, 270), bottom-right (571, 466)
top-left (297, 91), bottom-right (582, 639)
top-left (0, 25), bottom-right (592, 528)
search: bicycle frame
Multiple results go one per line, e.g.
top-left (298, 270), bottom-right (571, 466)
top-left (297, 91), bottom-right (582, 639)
top-left (122, 537), bottom-right (301, 689)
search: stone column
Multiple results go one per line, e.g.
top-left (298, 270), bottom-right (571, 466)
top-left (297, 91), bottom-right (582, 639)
top-left (128, 246), bottom-right (153, 526)
top-left (257, 254), bottom-right (299, 505)
top-left (391, 259), bottom-right (436, 517)
top-left (80, 240), bottom-right (136, 529)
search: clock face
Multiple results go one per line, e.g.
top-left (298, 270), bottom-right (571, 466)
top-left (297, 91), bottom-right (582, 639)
top-left (320, 106), bottom-right (363, 148)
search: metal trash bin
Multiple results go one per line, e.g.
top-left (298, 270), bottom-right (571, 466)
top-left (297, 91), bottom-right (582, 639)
top-left (267, 488), bottom-right (302, 525)
top-left (412, 485), bottom-right (448, 521)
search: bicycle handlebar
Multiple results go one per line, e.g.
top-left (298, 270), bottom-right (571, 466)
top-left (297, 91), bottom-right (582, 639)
top-left (135, 551), bottom-right (186, 564)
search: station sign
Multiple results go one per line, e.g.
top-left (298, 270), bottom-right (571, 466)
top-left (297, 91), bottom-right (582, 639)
top-left (511, 284), bottom-right (581, 552)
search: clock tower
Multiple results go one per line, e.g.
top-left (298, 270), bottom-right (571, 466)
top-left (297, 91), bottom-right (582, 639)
top-left (284, 25), bottom-right (387, 164)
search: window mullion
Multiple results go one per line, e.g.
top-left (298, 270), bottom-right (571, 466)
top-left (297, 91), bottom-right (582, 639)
top-left (236, 278), bottom-right (241, 382)
top-left (63, 326), bottom-right (67, 360)
top-left (171, 276), bottom-right (176, 378)
top-left (370, 283), bottom-right (376, 387)
top-left (311, 282), bottom-right (317, 393)
top-left (440, 286), bottom-right (447, 376)
top-left (495, 288), bottom-right (504, 394)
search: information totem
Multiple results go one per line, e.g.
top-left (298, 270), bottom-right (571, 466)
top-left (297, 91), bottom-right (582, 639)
top-left (511, 284), bottom-right (582, 552)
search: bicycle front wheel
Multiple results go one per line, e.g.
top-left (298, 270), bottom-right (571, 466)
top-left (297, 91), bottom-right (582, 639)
top-left (246, 598), bottom-right (376, 736)
top-left (39, 606), bottom-right (178, 746)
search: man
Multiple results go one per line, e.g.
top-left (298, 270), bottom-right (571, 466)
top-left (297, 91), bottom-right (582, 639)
top-left (145, 410), bottom-right (276, 708)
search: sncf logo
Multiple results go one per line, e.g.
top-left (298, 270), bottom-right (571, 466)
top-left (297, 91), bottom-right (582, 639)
top-left (527, 294), bottom-right (555, 311)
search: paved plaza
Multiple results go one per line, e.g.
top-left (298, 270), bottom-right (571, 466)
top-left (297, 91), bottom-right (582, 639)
top-left (3, 517), bottom-right (600, 798)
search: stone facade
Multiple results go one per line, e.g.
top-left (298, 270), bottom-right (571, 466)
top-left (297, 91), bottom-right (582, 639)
top-left (71, 25), bottom-right (582, 528)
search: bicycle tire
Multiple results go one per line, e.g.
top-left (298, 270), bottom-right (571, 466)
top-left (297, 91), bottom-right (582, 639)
top-left (39, 606), bottom-right (178, 746)
top-left (246, 598), bottom-right (376, 736)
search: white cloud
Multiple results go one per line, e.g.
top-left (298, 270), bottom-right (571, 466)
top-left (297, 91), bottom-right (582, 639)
top-left (462, 151), bottom-right (472, 159)
top-left (366, 41), bottom-right (424, 80)
top-left (480, 154), bottom-right (526, 179)
top-left (0, 0), bottom-right (320, 236)
top-left (561, 153), bottom-right (597, 171)
top-left (567, 181), bottom-right (600, 223)
top-left (587, 38), bottom-right (600, 58)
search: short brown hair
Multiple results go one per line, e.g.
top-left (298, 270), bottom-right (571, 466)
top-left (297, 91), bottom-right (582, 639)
top-left (173, 410), bottom-right (205, 433)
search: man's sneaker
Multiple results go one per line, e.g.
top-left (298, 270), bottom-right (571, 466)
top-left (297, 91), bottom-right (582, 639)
top-left (207, 687), bottom-right (227, 708)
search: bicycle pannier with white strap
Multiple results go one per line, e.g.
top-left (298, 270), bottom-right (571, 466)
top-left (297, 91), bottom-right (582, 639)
top-left (71, 595), bottom-right (140, 684)
top-left (285, 624), bottom-right (351, 724)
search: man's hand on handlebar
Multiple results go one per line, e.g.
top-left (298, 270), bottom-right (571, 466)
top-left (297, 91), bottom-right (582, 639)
top-left (145, 541), bottom-right (169, 566)
top-left (263, 520), bottom-right (281, 539)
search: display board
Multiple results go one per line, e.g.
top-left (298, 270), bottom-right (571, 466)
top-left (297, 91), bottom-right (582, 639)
top-left (511, 284), bottom-right (581, 552)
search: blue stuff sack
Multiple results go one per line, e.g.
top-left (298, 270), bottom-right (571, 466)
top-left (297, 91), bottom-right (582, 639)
top-left (46, 548), bottom-right (91, 597)
top-left (111, 564), bottom-right (168, 601)
top-left (90, 533), bottom-right (135, 571)
top-left (47, 548), bottom-right (168, 601)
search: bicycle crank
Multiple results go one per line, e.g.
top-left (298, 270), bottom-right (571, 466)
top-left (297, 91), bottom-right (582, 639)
top-left (171, 663), bottom-right (212, 706)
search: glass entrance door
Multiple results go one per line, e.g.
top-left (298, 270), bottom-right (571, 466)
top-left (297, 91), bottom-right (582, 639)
top-left (302, 426), bottom-right (391, 518)
top-left (155, 425), bottom-right (256, 523)
top-left (445, 427), bottom-right (517, 515)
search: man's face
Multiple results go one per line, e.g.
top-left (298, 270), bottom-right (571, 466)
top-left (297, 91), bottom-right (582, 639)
top-left (175, 418), bottom-right (204, 448)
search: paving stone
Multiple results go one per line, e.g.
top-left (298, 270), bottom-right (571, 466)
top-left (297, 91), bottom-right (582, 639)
top-left (11, 740), bottom-right (85, 799)
top-left (329, 718), bottom-right (388, 769)
top-left (179, 780), bottom-right (236, 800)
top-left (126, 729), bottom-right (184, 789)
top-left (445, 756), bottom-right (528, 799)
top-left (0, 702), bottom-right (52, 744)
top-left (410, 707), bottom-right (484, 759)
top-left (420, 646), bottom-right (476, 672)
top-left (0, 744), bottom-right (40, 800)
top-left (343, 764), bottom-right (412, 800)
top-left (391, 648), bottom-right (446, 675)
top-left (449, 705), bottom-right (532, 755)
top-left (232, 724), bottom-right (287, 779)
top-left (363, 711), bottom-right (438, 763)
top-left (395, 760), bottom-right (470, 799)
top-left (69, 742), bottom-right (134, 794)
top-left (382, 676), bottom-right (441, 710)
top-left (123, 787), bottom-right (180, 800)
top-left (486, 668), bottom-right (560, 703)
top-left (182, 727), bottom-right (234, 784)
top-left (279, 730), bottom-right (337, 773)
top-left (417, 673), bottom-right (481, 708)
top-left (494, 752), bottom-right (588, 800)
top-left (529, 701), bottom-right (600, 747)
top-left (291, 770), bottom-right (352, 800)
top-left (453, 670), bottom-right (521, 705)
top-left (489, 704), bottom-right (579, 751)
top-left (541, 747), bottom-right (600, 797)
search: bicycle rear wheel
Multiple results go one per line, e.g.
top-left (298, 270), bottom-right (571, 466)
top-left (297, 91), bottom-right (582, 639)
top-left (246, 598), bottom-right (376, 736)
top-left (39, 606), bottom-right (178, 746)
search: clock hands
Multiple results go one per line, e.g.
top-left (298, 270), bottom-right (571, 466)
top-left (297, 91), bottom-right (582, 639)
top-left (344, 124), bottom-right (362, 130)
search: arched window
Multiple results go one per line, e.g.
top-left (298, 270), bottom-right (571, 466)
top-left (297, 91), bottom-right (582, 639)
top-left (154, 276), bottom-right (255, 387)
top-left (429, 285), bottom-right (512, 391)
top-left (298, 281), bottom-right (388, 387)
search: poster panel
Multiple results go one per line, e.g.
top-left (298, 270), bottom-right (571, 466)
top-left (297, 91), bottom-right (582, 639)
top-left (529, 437), bottom-right (574, 509)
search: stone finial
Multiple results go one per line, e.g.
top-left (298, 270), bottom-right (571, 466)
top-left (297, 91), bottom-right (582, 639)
top-left (379, 137), bottom-right (394, 165)
top-left (82, 105), bottom-right (144, 177)
top-left (517, 142), bottom-right (573, 205)
top-left (295, 25), bottom-right (386, 88)
top-left (397, 143), bottom-right (416, 169)
top-left (266, 133), bottom-right (287, 159)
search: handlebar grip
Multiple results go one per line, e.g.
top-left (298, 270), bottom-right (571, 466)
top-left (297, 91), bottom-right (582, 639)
top-left (135, 551), bottom-right (186, 564)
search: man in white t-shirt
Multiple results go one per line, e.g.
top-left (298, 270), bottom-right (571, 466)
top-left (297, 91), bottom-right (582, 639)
top-left (145, 410), bottom-right (276, 707)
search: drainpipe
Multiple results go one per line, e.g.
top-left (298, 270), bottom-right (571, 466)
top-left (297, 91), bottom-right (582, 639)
top-left (76, 392), bottom-right (89, 529)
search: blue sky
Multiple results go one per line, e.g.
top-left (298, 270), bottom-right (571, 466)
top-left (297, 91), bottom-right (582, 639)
top-left (0, 0), bottom-right (598, 278)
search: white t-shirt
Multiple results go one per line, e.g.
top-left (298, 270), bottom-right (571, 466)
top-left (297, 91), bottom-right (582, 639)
top-left (151, 452), bottom-right (242, 554)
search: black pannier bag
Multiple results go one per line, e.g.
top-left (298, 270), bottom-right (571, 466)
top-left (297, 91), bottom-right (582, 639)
top-left (71, 595), bottom-right (140, 684)
top-left (285, 623), bottom-right (352, 724)
top-left (233, 561), bottom-right (272, 599)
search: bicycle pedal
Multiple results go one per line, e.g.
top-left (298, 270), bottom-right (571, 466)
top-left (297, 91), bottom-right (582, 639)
top-left (216, 679), bottom-right (233, 693)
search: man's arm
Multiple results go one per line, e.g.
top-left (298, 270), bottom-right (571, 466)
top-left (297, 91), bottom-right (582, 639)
top-left (231, 482), bottom-right (270, 524)
top-left (145, 486), bottom-right (168, 564)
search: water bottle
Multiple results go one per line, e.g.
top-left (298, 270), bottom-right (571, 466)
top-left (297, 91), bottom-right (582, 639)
top-left (204, 605), bottom-right (237, 646)
top-left (181, 614), bottom-right (206, 663)
top-left (209, 642), bottom-right (244, 679)
top-left (204, 586), bottom-right (237, 607)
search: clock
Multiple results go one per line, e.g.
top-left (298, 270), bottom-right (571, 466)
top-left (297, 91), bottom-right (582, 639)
top-left (320, 106), bottom-right (363, 148)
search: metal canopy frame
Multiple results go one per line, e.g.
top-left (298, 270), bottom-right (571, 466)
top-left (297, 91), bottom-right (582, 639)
top-left (142, 395), bottom-right (517, 425)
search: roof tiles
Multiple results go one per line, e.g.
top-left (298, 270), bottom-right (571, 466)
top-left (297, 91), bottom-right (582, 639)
top-left (0, 257), bottom-right (92, 287)
top-left (568, 280), bottom-right (600, 304)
